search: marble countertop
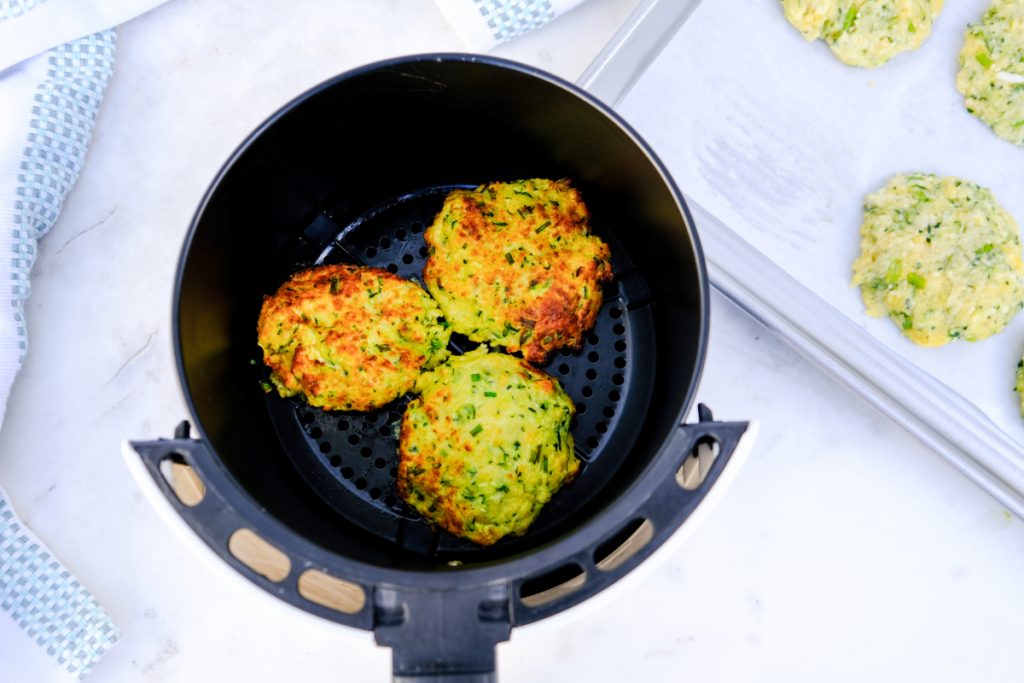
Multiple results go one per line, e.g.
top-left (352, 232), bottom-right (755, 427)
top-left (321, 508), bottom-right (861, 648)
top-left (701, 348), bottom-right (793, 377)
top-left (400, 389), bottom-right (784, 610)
top-left (2, 0), bottom-right (1024, 680)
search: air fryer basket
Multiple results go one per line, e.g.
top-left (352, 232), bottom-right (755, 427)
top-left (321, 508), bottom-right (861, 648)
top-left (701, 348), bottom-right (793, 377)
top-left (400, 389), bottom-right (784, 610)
top-left (130, 55), bottom-right (749, 680)
top-left (269, 183), bottom-right (658, 561)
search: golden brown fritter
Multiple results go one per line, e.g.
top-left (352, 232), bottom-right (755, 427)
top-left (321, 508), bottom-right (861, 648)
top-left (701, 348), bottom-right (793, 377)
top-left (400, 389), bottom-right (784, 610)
top-left (397, 347), bottom-right (578, 546)
top-left (257, 264), bottom-right (451, 411)
top-left (423, 179), bottom-right (613, 364)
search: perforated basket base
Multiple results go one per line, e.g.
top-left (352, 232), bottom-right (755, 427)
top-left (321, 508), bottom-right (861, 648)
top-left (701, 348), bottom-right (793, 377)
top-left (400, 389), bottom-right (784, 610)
top-left (262, 185), bottom-right (657, 560)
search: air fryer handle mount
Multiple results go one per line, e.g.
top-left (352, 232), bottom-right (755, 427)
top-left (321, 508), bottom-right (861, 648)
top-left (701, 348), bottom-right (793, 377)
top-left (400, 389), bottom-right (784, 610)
top-left (374, 583), bottom-right (511, 682)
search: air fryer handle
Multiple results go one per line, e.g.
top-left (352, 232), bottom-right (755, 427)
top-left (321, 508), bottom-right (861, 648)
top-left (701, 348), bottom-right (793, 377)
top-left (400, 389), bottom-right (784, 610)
top-left (374, 583), bottom-right (511, 683)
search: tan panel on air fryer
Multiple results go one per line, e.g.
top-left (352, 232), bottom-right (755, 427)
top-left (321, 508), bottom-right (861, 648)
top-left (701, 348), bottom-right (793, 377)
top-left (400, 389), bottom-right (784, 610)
top-left (594, 519), bottom-right (654, 572)
top-left (520, 568), bottom-right (587, 608)
top-left (169, 461), bottom-right (206, 507)
top-left (298, 569), bottom-right (366, 614)
top-left (228, 528), bottom-right (291, 582)
top-left (676, 441), bottom-right (719, 491)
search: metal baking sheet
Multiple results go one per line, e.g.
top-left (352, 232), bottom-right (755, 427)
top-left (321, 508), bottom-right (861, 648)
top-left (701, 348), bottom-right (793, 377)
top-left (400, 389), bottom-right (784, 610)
top-left (608, 0), bottom-right (1024, 512)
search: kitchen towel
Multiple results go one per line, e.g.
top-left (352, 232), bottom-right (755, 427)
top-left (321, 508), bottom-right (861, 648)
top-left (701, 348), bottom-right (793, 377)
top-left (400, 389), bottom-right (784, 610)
top-left (434, 0), bottom-right (588, 51)
top-left (0, 29), bottom-right (122, 678)
top-left (0, 0), bottom-right (166, 71)
top-left (1, 0), bottom-right (174, 679)
top-left (0, 486), bottom-right (119, 680)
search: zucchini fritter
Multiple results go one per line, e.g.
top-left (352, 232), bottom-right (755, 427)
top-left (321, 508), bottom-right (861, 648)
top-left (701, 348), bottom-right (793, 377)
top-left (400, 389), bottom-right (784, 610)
top-left (781, 0), bottom-right (944, 68)
top-left (257, 264), bottom-right (451, 411)
top-left (852, 174), bottom-right (1024, 345)
top-left (956, 0), bottom-right (1024, 148)
top-left (423, 179), bottom-right (612, 364)
top-left (397, 347), bottom-right (579, 546)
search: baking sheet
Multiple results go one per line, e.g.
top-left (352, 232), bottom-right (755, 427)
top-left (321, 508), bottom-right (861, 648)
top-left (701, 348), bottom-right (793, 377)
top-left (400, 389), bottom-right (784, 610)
top-left (618, 0), bottom-right (1024, 450)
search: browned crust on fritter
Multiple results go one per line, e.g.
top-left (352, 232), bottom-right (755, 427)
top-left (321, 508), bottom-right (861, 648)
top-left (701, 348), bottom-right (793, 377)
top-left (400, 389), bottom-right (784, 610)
top-left (256, 263), bottom-right (449, 412)
top-left (422, 179), bottom-right (613, 364)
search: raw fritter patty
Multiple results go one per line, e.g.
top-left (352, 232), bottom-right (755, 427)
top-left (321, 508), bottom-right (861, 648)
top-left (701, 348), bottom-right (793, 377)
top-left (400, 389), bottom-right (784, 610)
top-left (257, 264), bottom-right (450, 411)
top-left (781, 0), bottom-right (944, 67)
top-left (956, 0), bottom-right (1024, 147)
top-left (397, 347), bottom-right (579, 546)
top-left (852, 173), bottom-right (1024, 345)
top-left (423, 179), bottom-right (612, 364)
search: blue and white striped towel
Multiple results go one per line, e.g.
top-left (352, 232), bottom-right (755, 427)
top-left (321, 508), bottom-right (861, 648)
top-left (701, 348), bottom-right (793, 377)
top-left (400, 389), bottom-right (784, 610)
top-left (435, 0), bottom-right (588, 51)
top-left (0, 1), bottom-right (171, 679)
top-left (0, 485), bottom-right (119, 680)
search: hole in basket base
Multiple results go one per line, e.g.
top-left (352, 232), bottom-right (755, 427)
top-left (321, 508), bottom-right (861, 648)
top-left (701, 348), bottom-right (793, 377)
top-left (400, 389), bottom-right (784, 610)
top-left (676, 439), bottom-right (722, 491)
top-left (519, 563), bottom-right (586, 608)
top-left (593, 518), bottom-right (654, 572)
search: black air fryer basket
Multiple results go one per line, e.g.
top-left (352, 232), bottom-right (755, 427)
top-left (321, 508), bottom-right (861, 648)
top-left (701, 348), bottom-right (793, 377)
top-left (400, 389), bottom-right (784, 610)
top-left (129, 55), bottom-right (750, 681)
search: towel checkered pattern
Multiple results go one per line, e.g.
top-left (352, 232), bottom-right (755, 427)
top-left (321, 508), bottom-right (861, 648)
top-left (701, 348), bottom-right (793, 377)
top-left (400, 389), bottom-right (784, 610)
top-left (0, 0), bottom-right (173, 677)
top-left (434, 0), bottom-right (586, 50)
top-left (0, 489), bottom-right (119, 678)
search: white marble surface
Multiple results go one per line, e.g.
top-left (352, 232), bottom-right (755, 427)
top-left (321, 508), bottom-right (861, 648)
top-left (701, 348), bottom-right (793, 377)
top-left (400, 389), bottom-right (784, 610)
top-left (2, 0), bottom-right (1024, 681)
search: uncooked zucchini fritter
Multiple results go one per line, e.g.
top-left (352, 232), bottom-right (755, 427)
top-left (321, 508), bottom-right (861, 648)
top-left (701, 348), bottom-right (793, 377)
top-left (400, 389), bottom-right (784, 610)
top-left (781, 0), bottom-right (944, 68)
top-left (397, 347), bottom-right (579, 546)
top-left (257, 264), bottom-right (451, 411)
top-left (851, 173), bottom-right (1024, 345)
top-left (956, 0), bottom-right (1024, 147)
top-left (423, 179), bottom-right (613, 364)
